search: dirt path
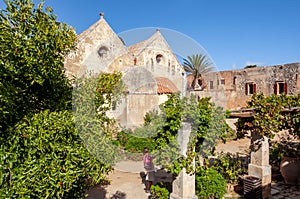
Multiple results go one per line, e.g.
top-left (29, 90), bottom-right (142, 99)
top-left (216, 137), bottom-right (250, 154)
top-left (86, 160), bottom-right (151, 199)
top-left (86, 170), bottom-right (150, 199)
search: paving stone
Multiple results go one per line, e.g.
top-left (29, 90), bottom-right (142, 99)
top-left (271, 188), bottom-right (280, 195)
top-left (281, 192), bottom-right (291, 196)
top-left (272, 195), bottom-right (285, 199)
top-left (294, 191), bottom-right (300, 195)
top-left (289, 193), bottom-right (298, 199)
top-left (290, 186), bottom-right (299, 191)
top-left (281, 192), bottom-right (300, 199)
top-left (272, 185), bottom-right (284, 191)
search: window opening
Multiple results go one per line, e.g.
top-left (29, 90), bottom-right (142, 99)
top-left (245, 82), bottom-right (256, 95)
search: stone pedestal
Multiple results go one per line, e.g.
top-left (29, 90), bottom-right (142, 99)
top-left (248, 134), bottom-right (271, 199)
top-left (170, 168), bottom-right (197, 199)
top-left (170, 122), bottom-right (197, 199)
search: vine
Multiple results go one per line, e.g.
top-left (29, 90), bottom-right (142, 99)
top-left (236, 93), bottom-right (300, 167)
top-left (236, 93), bottom-right (300, 138)
top-left (147, 93), bottom-right (230, 175)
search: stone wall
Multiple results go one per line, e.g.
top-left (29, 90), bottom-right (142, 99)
top-left (197, 63), bottom-right (300, 110)
top-left (125, 94), bottom-right (160, 128)
top-left (130, 30), bottom-right (184, 91)
top-left (64, 15), bottom-right (187, 129)
top-left (64, 15), bottom-right (131, 78)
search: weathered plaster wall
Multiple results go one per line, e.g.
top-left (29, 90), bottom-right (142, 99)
top-left (126, 94), bottom-right (160, 128)
top-left (132, 31), bottom-right (184, 91)
top-left (198, 63), bottom-right (300, 110)
top-left (64, 15), bottom-right (130, 77)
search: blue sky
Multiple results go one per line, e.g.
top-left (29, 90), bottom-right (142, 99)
top-left (1, 0), bottom-right (300, 71)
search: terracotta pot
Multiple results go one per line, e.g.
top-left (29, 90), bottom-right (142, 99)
top-left (280, 157), bottom-right (300, 185)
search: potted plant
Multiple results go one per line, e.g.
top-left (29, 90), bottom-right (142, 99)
top-left (271, 136), bottom-right (300, 185)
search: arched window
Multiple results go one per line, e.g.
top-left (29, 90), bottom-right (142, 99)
top-left (98, 46), bottom-right (108, 58)
top-left (156, 54), bottom-right (163, 63)
top-left (233, 77), bottom-right (237, 85)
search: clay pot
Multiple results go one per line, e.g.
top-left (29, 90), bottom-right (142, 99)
top-left (280, 157), bottom-right (300, 185)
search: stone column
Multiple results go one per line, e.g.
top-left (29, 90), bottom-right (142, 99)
top-left (248, 132), bottom-right (271, 199)
top-left (170, 122), bottom-right (198, 199)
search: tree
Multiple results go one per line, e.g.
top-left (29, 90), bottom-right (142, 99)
top-left (0, 110), bottom-right (111, 198)
top-left (144, 93), bottom-right (229, 175)
top-left (183, 54), bottom-right (215, 90)
top-left (236, 93), bottom-right (300, 170)
top-left (236, 93), bottom-right (300, 138)
top-left (0, 0), bottom-right (76, 132)
top-left (0, 1), bottom-right (117, 198)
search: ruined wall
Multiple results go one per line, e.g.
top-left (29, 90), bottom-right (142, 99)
top-left (199, 63), bottom-right (300, 110)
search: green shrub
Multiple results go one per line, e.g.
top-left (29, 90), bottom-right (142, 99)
top-left (195, 167), bottom-right (227, 199)
top-left (0, 0), bottom-right (76, 132)
top-left (124, 134), bottom-right (154, 153)
top-left (211, 152), bottom-right (247, 184)
top-left (0, 110), bottom-right (110, 198)
top-left (269, 137), bottom-right (300, 169)
top-left (112, 130), bottom-right (155, 153)
top-left (151, 184), bottom-right (170, 199)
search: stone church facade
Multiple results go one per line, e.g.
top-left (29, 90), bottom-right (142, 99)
top-left (64, 13), bottom-right (300, 127)
top-left (64, 14), bottom-right (184, 128)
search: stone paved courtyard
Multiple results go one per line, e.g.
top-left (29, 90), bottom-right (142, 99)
top-left (86, 161), bottom-right (300, 199)
top-left (86, 137), bottom-right (300, 199)
top-left (271, 181), bottom-right (300, 199)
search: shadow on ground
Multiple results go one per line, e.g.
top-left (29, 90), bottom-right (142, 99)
top-left (86, 185), bottom-right (127, 199)
top-left (85, 168), bottom-right (174, 199)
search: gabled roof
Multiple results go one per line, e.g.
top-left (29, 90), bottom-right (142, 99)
top-left (128, 29), bottom-right (173, 57)
top-left (128, 40), bottom-right (147, 55)
top-left (76, 13), bottom-right (108, 41)
top-left (64, 13), bottom-right (130, 77)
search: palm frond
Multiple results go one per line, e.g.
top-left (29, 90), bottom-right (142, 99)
top-left (183, 54), bottom-right (214, 76)
top-left (183, 54), bottom-right (215, 90)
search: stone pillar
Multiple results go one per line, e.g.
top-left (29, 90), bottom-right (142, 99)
top-left (170, 122), bottom-right (197, 199)
top-left (248, 132), bottom-right (271, 199)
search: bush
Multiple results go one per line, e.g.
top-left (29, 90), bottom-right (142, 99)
top-left (211, 152), bottom-right (247, 184)
top-left (124, 135), bottom-right (154, 153)
top-left (112, 130), bottom-right (155, 153)
top-left (270, 136), bottom-right (300, 169)
top-left (151, 184), bottom-right (170, 199)
top-left (195, 167), bottom-right (227, 199)
top-left (0, 110), bottom-right (110, 198)
top-left (0, 0), bottom-right (76, 132)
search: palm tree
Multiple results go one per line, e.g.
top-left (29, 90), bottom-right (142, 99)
top-left (183, 54), bottom-right (215, 90)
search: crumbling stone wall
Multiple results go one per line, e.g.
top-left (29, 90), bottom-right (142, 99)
top-left (199, 63), bottom-right (300, 110)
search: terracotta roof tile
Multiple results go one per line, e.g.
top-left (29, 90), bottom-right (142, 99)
top-left (155, 77), bottom-right (178, 94)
